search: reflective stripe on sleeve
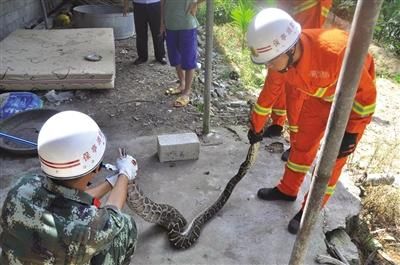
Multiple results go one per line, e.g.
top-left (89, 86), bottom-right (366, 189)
top-left (352, 101), bottom-right (376, 116)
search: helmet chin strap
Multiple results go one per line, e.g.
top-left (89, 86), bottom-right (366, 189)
top-left (278, 44), bottom-right (296, 73)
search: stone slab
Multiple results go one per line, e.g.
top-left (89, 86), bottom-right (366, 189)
top-left (0, 28), bottom-right (115, 90)
top-left (157, 132), bottom-right (200, 162)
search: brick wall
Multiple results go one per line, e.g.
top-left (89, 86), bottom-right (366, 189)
top-left (0, 0), bottom-right (63, 41)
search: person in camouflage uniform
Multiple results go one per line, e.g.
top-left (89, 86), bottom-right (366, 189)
top-left (0, 111), bottom-right (139, 265)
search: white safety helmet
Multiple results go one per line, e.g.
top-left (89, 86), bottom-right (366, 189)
top-left (38, 111), bottom-right (106, 179)
top-left (247, 8), bottom-right (301, 64)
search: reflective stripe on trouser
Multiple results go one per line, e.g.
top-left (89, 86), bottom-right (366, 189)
top-left (292, 0), bottom-right (318, 15)
top-left (277, 96), bottom-right (366, 201)
top-left (301, 156), bottom-right (347, 209)
top-left (292, 0), bottom-right (329, 29)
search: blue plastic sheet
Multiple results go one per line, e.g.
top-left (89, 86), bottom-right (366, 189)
top-left (0, 92), bottom-right (43, 120)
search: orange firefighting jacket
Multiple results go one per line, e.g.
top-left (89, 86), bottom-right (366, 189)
top-left (251, 28), bottom-right (376, 134)
top-left (278, 0), bottom-right (333, 28)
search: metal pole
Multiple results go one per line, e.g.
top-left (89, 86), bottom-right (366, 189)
top-left (202, 0), bottom-right (214, 135)
top-left (40, 0), bottom-right (49, 29)
top-left (0, 132), bottom-right (38, 146)
top-left (288, 0), bottom-right (383, 264)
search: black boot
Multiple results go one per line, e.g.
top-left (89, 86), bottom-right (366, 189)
top-left (281, 147), bottom-right (291, 162)
top-left (263, 124), bottom-right (283, 138)
top-left (257, 187), bottom-right (297, 201)
top-left (288, 209), bottom-right (303, 234)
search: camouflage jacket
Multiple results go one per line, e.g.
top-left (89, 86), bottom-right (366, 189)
top-left (0, 174), bottom-right (133, 265)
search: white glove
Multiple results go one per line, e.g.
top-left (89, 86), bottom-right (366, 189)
top-left (105, 174), bottom-right (119, 187)
top-left (116, 155), bottom-right (138, 181)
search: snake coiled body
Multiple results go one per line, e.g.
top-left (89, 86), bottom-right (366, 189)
top-left (127, 143), bottom-right (260, 249)
top-left (126, 182), bottom-right (187, 230)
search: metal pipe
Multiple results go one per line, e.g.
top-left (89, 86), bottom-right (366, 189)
top-left (288, 0), bottom-right (383, 264)
top-left (40, 0), bottom-right (49, 29)
top-left (202, 0), bottom-right (214, 135)
top-left (0, 132), bottom-right (37, 146)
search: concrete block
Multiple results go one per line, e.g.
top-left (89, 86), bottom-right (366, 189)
top-left (157, 132), bottom-right (200, 162)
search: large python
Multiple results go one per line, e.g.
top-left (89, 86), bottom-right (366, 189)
top-left (126, 142), bottom-right (260, 249)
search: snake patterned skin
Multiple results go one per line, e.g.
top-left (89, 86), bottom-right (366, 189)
top-left (126, 143), bottom-right (260, 249)
top-left (126, 182), bottom-right (187, 230)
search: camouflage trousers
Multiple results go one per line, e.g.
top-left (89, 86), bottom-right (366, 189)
top-left (91, 214), bottom-right (137, 265)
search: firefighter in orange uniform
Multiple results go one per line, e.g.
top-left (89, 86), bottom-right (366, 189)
top-left (265, 0), bottom-right (333, 162)
top-left (247, 8), bottom-right (376, 234)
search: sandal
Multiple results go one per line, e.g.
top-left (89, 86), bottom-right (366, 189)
top-left (174, 95), bottom-right (190, 108)
top-left (165, 87), bottom-right (182, 96)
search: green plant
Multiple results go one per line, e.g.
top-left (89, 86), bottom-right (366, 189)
top-left (196, 3), bottom-right (207, 25)
top-left (214, 24), bottom-right (265, 90)
top-left (196, 102), bottom-right (204, 113)
top-left (230, 0), bottom-right (255, 50)
top-left (196, 0), bottom-right (238, 25)
top-left (374, 0), bottom-right (400, 56)
top-left (331, 0), bottom-right (357, 21)
top-left (395, 73), bottom-right (400, 84)
top-left (376, 70), bottom-right (400, 85)
top-left (214, 0), bottom-right (238, 24)
top-left (331, 0), bottom-right (400, 56)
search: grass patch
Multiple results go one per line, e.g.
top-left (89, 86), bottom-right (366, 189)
top-left (365, 140), bottom-right (399, 174)
top-left (395, 74), bottom-right (400, 84)
top-left (214, 24), bottom-right (265, 91)
top-left (376, 70), bottom-right (400, 85)
top-left (363, 186), bottom-right (400, 230)
top-left (347, 134), bottom-right (400, 174)
top-left (362, 185), bottom-right (400, 261)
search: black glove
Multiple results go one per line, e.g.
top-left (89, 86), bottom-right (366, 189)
top-left (248, 129), bottom-right (264, 145)
top-left (338, 132), bottom-right (358, 158)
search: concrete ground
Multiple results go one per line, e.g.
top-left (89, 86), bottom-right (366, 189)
top-left (0, 126), bottom-right (360, 265)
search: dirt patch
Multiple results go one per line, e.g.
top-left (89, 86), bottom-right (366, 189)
top-left (38, 31), bottom-right (252, 141)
